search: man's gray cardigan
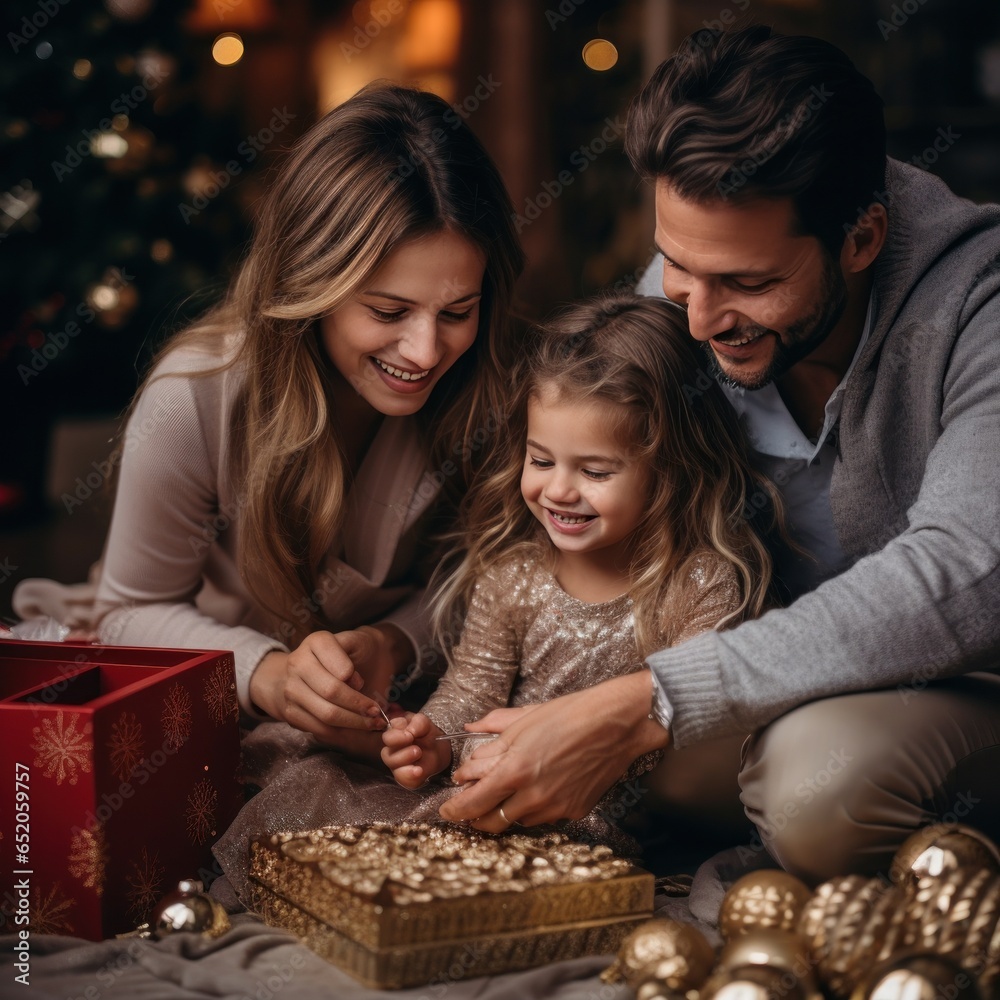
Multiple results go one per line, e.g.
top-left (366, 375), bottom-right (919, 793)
top-left (642, 159), bottom-right (1000, 748)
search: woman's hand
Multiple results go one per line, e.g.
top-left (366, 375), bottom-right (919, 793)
top-left (437, 671), bottom-right (671, 832)
top-left (337, 622), bottom-right (415, 703)
top-left (381, 712), bottom-right (452, 788)
top-left (248, 624), bottom-right (414, 745)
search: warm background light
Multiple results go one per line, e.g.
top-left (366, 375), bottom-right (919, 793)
top-left (187, 0), bottom-right (275, 32)
top-left (582, 38), bottom-right (618, 71)
top-left (313, 0), bottom-right (459, 112)
top-left (212, 33), bottom-right (244, 66)
top-left (397, 0), bottom-right (460, 72)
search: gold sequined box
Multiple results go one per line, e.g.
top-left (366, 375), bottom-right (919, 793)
top-left (247, 822), bottom-right (654, 989)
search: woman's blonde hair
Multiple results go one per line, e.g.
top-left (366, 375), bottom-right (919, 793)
top-left (432, 290), bottom-right (782, 658)
top-left (130, 83), bottom-right (524, 641)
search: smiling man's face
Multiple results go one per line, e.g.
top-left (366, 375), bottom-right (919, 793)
top-left (653, 179), bottom-right (848, 390)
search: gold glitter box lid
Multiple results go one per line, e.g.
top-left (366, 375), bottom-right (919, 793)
top-left (247, 823), bottom-right (654, 987)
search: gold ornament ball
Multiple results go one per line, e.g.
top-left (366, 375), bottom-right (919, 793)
top-left (635, 977), bottom-right (684, 1000)
top-left (716, 928), bottom-right (812, 976)
top-left (890, 824), bottom-right (1000, 890)
top-left (719, 869), bottom-right (813, 941)
top-left (151, 880), bottom-right (231, 939)
top-left (850, 951), bottom-right (982, 1000)
top-left (701, 963), bottom-right (820, 1000)
top-left (610, 918), bottom-right (716, 991)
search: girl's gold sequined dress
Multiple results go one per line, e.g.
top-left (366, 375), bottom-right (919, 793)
top-left (214, 547), bottom-right (740, 903)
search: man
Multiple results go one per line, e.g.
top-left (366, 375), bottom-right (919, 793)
top-left (439, 25), bottom-right (1000, 884)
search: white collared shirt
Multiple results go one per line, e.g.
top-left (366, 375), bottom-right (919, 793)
top-left (636, 259), bottom-right (874, 728)
top-left (722, 295), bottom-right (874, 599)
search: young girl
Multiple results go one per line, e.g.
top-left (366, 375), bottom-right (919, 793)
top-left (381, 290), bottom-right (780, 848)
top-left (69, 83), bottom-right (525, 757)
top-left (213, 290), bottom-right (778, 900)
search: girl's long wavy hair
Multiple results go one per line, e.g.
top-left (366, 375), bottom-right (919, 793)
top-left (432, 291), bottom-right (782, 659)
top-left (125, 83), bottom-right (524, 642)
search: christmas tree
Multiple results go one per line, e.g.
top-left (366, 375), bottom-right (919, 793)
top-left (1, 0), bottom-right (249, 525)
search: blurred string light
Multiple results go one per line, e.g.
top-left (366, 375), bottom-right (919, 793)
top-left (150, 239), bottom-right (174, 263)
top-left (73, 59), bottom-right (93, 79)
top-left (88, 283), bottom-right (120, 312)
top-left (91, 131), bottom-right (128, 158)
top-left (212, 32), bottom-right (244, 66)
top-left (0, 182), bottom-right (41, 234)
top-left (582, 38), bottom-right (618, 71)
top-left (35, 41), bottom-right (53, 59)
top-left (85, 269), bottom-right (140, 328)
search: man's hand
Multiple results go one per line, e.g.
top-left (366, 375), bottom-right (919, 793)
top-left (437, 671), bottom-right (670, 832)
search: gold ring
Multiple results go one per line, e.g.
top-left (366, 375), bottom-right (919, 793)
top-left (498, 804), bottom-right (512, 826)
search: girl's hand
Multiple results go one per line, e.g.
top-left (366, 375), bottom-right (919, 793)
top-left (248, 629), bottom-right (392, 743)
top-left (381, 712), bottom-right (452, 788)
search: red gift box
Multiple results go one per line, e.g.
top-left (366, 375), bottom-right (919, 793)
top-left (1, 640), bottom-right (243, 940)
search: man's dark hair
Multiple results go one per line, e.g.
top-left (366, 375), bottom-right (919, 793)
top-left (625, 25), bottom-right (887, 255)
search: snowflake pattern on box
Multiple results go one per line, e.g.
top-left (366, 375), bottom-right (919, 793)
top-left (32, 712), bottom-right (93, 786)
top-left (30, 883), bottom-right (75, 934)
top-left (203, 658), bottom-right (238, 726)
top-left (68, 826), bottom-right (108, 896)
top-left (161, 682), bottom-right (193, 752)
top-left (185, 776), bottom-right (218, 844)
top-left (109, 710), bottom-right (145, 781)
top-left (126, 846), bottom-right (165, 922)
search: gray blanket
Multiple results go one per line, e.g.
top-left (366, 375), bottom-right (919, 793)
top-left (1, 848), bottom-right (764, 998)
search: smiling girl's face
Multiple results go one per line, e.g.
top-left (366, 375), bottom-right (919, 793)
top-left (320, 229), bottom-right (486, 417)
top-left (520, 383), bottom-right (650, 570)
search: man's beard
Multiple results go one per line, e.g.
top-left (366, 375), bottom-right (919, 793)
top-left (702, 256), bottom-right (849, 391)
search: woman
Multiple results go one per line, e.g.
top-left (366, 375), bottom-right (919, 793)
top-left (89, 83), bottom-right (524, 759)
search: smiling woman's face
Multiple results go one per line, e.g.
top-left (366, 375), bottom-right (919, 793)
top-left (320, 229), bottom-right (487, 417)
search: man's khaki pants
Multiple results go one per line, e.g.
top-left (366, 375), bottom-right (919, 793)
top-left (646, 672), bottom-right (1000, 884)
